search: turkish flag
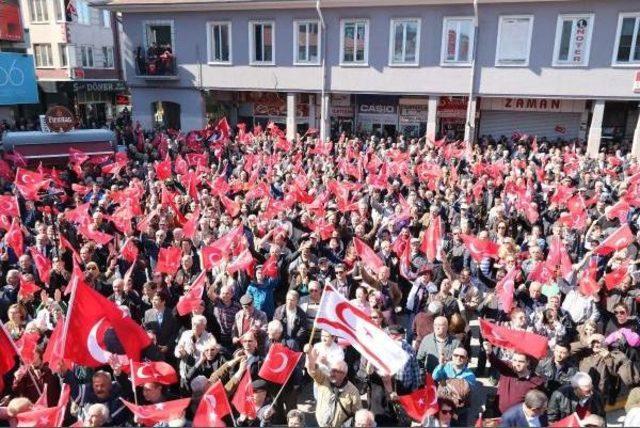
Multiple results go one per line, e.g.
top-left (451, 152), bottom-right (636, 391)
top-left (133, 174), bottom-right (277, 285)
top-left (136, 208), bottom-right (159, 233)
top-left (121, 398), bottom-right (191, 427)
top-left (546, 237), bottom-right (573, 280)
top-left (232, 370), bottom-right (257, 418)
top-left (550, 413), bottom-right (581, 428)
top-left (29, 247), bottom-right (52, 285)
top-left (5, 218), bottom-right (24, 256)
top-left (121, 238), bottom-right (139, 264)
top-left (216, 117), bottom-right (231, 140)
top-left (156, 246), bottom-right (182, 275)
top-left (607, 200), bottom-right (631, 222)
top-left (579, 257), bottom-right (600, 296)
top-left (130, 361), bottom-right (178, 387)
top-left (69, 148), bottom-right (89, 165)
top-left (193, 380), bottom-right (232, 428)
top-left (64, 259), bottom-right (86, 295)
top-left (63, 281), bottom-right (151, 367)
top-left (262, 255), bottom-right (279, 279)
top-left (219, 194), bottom-right (240, 218)
top-left (176, 271), bottom-right (206, 316)
top-left (0, 195), bottom-right (19, 217)
top-left (33, 384), bottom-right (48, 409)
top-left (479, 318), bottom-right (548, 360)
top-left (16, 384), bottom-right (70, 427)
top-left (155, 156), bottom-right (172, 181)
top-left (594, 224), bottom-right (634, 256)
top-left (421, 216), bottom-right (442, 263)
top-left (259, 343), bottom-right (302, 384)
top-left (0, 324), bottom-right (17, 391)
top-left (18, 277), bottom-right (39, 300)
top-left (496, 268), bottom-right (517, 313)
top-left (14, 167), bottom-right (50, 200)
top-left (460, 234), bottom-right (499, 261)
top-left (201, 245), bottom-right (225, 270)
top-left (15, 331), bottom-right (39, 365)
top-left (77, 222), bottom-right (114, 246)
top-left (64, 203), bottom-right (90, 224)
top-left (605, 264), bottom-right (629, 290)
top-left (182, 207), bottom-right (200, 240)
top-left (245, 181), bottom-right (270, 201)
top-left (226, 249), bottom-right (254, 276)
top-left (174, 154), bottom-right (188, 175)
top-left (353, 237), bottom-right (385, 270)
top-left (397, 374), bottom-right (439, 422)
top-left (209, 175), bottom-right (231, 198)
top-left (43, 319), bottom-right (70, 373)
top-left (527, 261), bottom-right (554, 284)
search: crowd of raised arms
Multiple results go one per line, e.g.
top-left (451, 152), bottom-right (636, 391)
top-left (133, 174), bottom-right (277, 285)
top-left (0, 118), bottom-right (640, 428)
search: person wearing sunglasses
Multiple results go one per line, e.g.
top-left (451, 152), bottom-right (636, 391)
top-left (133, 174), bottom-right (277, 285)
top-left (421, 397), bottom-right (456, 427)
top-left (501, 389), bottom-right (549, 427)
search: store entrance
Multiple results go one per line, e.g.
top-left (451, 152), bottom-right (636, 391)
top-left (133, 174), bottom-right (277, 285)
top-left (372, 123), bottom-right (397, 139)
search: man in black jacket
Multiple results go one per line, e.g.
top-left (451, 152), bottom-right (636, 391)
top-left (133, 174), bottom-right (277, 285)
top-left (548, 372), bottom-right (605, 423)
top-left (535, 341), bottom-right (578, 394)
top-left (273, 290), bottom-right (308, 351)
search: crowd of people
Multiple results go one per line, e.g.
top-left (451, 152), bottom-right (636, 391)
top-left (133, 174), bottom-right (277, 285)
top-left (0, 118), bottom-right (638, 428)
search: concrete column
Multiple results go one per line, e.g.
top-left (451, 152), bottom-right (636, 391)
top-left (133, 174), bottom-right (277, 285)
top-left (320, 92), bottom-right (330, 142)
top-left (308, 94), bottom-right (316, 130)
top-left (426, 96), bottom-right (439, 142)
top-left (464, 97), bottom-right (477, 144)
top-left (587, 99), bottom-right (605, 158)
top-left (632, 104), bottom-right (640, 158)
top-left (578, 108), bottom-right (590, 141)
top-left (286, 92), bottom-right (297, 141)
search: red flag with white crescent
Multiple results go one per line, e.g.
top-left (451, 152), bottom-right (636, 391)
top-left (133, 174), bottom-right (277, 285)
top-left (353, 237), bottom-right (385, 270)
top-left (604, 263), bottom-right (629, 290)
top-left (0, 324), bottom-right (17, 392)
top-left (16, 384), bottom-right (69, 427)
top-left (593, 224), bottom-right (634, 256)
top-left (496, 268), bottom-right (517, 313)
top-left (130, 360), bottom-right (178, 387)
top-left (182, 206), bottom-right (200, 240)
top-left (5, 218), bottom-right (24, 257)
top-left (176, 271), bottom-right (206, 316)
top-left (258, 343), bottom-right (302, 385)
top-left (316, 284), bottom-right (409, 375)
top-left (155, 246), bottom-right (182, 275)
top-left (479, 318), bottom-right (548, 360)
top-left (397, 374), bottom-right (439, 422)
top-left (120, 398), bottom-right (190, 426)
top-left (232, 369), bottom-right (257, 418)
top-left (193, 380), bottom-right (232, 428)
top-left (0, 195), bottom-right (19, 217)
top-left (460, 234), bottom-right (499, 261)
top-left (29, 247), bottom-right (52, 285)
top-left (226, 249), bottom-right (254, 276)
top-left (550, 413), bottom-right (581, 428)
top-left (43, 319), bottom-right (70, 373)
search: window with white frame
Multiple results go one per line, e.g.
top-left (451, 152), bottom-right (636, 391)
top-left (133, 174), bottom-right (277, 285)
top-left (29, 0), bottom-right (49, 23)
top-left (81, 46), bottom-right (94, 67)
top-left (553, 14), bottom-right (593, 66)
top-left (496, 15), bottom-right (534, 66)
top-left (34, 44), bottom-right (53, 67)
top-left (208, 22), bottom-right (231, 63)
top-left (250, 21), bottom-right (274, 64)
top-left (441, 17), bottom-right (474, 64)
top-left (102, 46), bottom-right (114, 68)
top-left (102, 10), bottom-right (111, 27)
top-left (341, 19), bottom-right (368, 65)
top-left (144, 21), bottom-right (174, 50)
top-left (53, 0), bottom-right (67, 22)
top-left (294, 20), bottom-right (319, 64)
top-left (76, 0), bottom-right (91, 25)
top-left (389, 18), bottom-right (420, 65)
top-left (59, 44), bottom-right (68, 67)
top-left (613, 13), bottom-right (640, 64)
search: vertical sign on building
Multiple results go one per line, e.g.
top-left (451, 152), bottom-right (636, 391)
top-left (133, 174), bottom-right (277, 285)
top-left (634, 71), bottom-right (640, 94)
top-left (572, 18), bottom-right (588, 64)
top-left (0, 0), bottom-right (24, 41)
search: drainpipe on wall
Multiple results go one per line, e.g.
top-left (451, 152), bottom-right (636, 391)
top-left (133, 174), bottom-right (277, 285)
top-left (464, 0), bottom-right (479, 146)
top-left (316, 0), bottom-right (329, 142)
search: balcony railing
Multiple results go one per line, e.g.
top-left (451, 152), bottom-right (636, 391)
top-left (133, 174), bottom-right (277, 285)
top-left (135, 49), bottom-right (178, 79)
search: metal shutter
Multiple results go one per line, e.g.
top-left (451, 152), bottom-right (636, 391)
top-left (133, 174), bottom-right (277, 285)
top-left (479, 111), bottom-right (582, 140)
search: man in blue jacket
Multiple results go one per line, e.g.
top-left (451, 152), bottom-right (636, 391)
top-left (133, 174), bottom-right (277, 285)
top-left (501, 389), bottom-right (549, 427)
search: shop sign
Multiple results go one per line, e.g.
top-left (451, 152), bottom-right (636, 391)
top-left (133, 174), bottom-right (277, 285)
top-left (399, 104), bottom-right (428, 124)
top-left (73, 81), bottom-right (127, 93)
top-left (330, 105), bottom-right (353, 117)
top-left (358, 104), bottom-right (397, 114)
top-left (116, 94), bottom-right (130, 105)
top-left (254, 102), bottom-right (309, 118)
top-left (331, 94), bottom-right (351, 107)
top-left (45, 106), bottom-right (75, 133)
top-left (438, 96), bottom-right (468, 119)
top-left (0, 0), bottom-right (23, 41)
top-left (0, 52), bottom-right (38, 105)
top-left (634, 71), bottom-right (640, 94)
top-left (482, 97), bottom-right (585, 113)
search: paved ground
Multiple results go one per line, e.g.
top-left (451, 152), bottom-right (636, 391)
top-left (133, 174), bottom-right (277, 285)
top-left (296, 317), bottom-right (627, 426)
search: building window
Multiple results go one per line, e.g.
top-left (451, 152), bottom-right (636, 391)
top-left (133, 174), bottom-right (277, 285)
top-left (34, 44), bottom-right (53, 67)
top-left (441, 17), bottom-right (474, 65)
top-left (294, 20), bottom-right (319, 65)
top-left (102, 10), bottom-right (111, 28)
top-left (389, 18), bottom-right (420, 65)
top-left (207, 22), bottom-right (231, 64)
top-left (59, 44), bottom-right (68, 67)
top-left (249, 21), bottom-right (274, 64)
top-left (144, 21), bottom-right (174, 50)
top-left (102, 46), bottom-right (114, 68)
top-left (53, 0), bottom-right (67, 22)
top-left (29, 0), bottom-right (49, 23)
top-left (552, 14), bottom-right (594, 66)
top-left (81, 46), bottom-right (94, 67)
top-left (76, 0), bottom-right (91, 25)
top-left (613, 13), bottom-right (640, 65)
top-left (340, 19), bottom-right (368, 65)
top-left (496, 15), bottom-right (534, 66)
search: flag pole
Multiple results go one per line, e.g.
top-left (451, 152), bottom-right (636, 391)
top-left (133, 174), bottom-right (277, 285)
top-left (267, 353), bottom-right (303, 415)
top-left (0, 323), bottom-right (43, 396)
top-left (130, 359), bottom-right (139, 405)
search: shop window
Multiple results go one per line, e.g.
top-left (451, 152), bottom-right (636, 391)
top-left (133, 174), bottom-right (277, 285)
top-left (613, 13), bottom-right (640, 65)
top-left (207, 22), bottom-right (232, 64)
top-left (389, 18), bottom-right (420, 66)
top-left (28, 0), bottom-right (49, 23)
top-left (250, 21), bottom-right (275, 65)
top-left (441, 17), bottom-right (474, 65)
top-left (34, 44), bottom-right (53, 68)
top-left (553, 14), bottom-right (593, 66)
top-left (340, 19), bottom-right (368, 65)
top-left (495, 15), bottom-right (534, 66)
top-left (294, 20), bottom-right (320, 65)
